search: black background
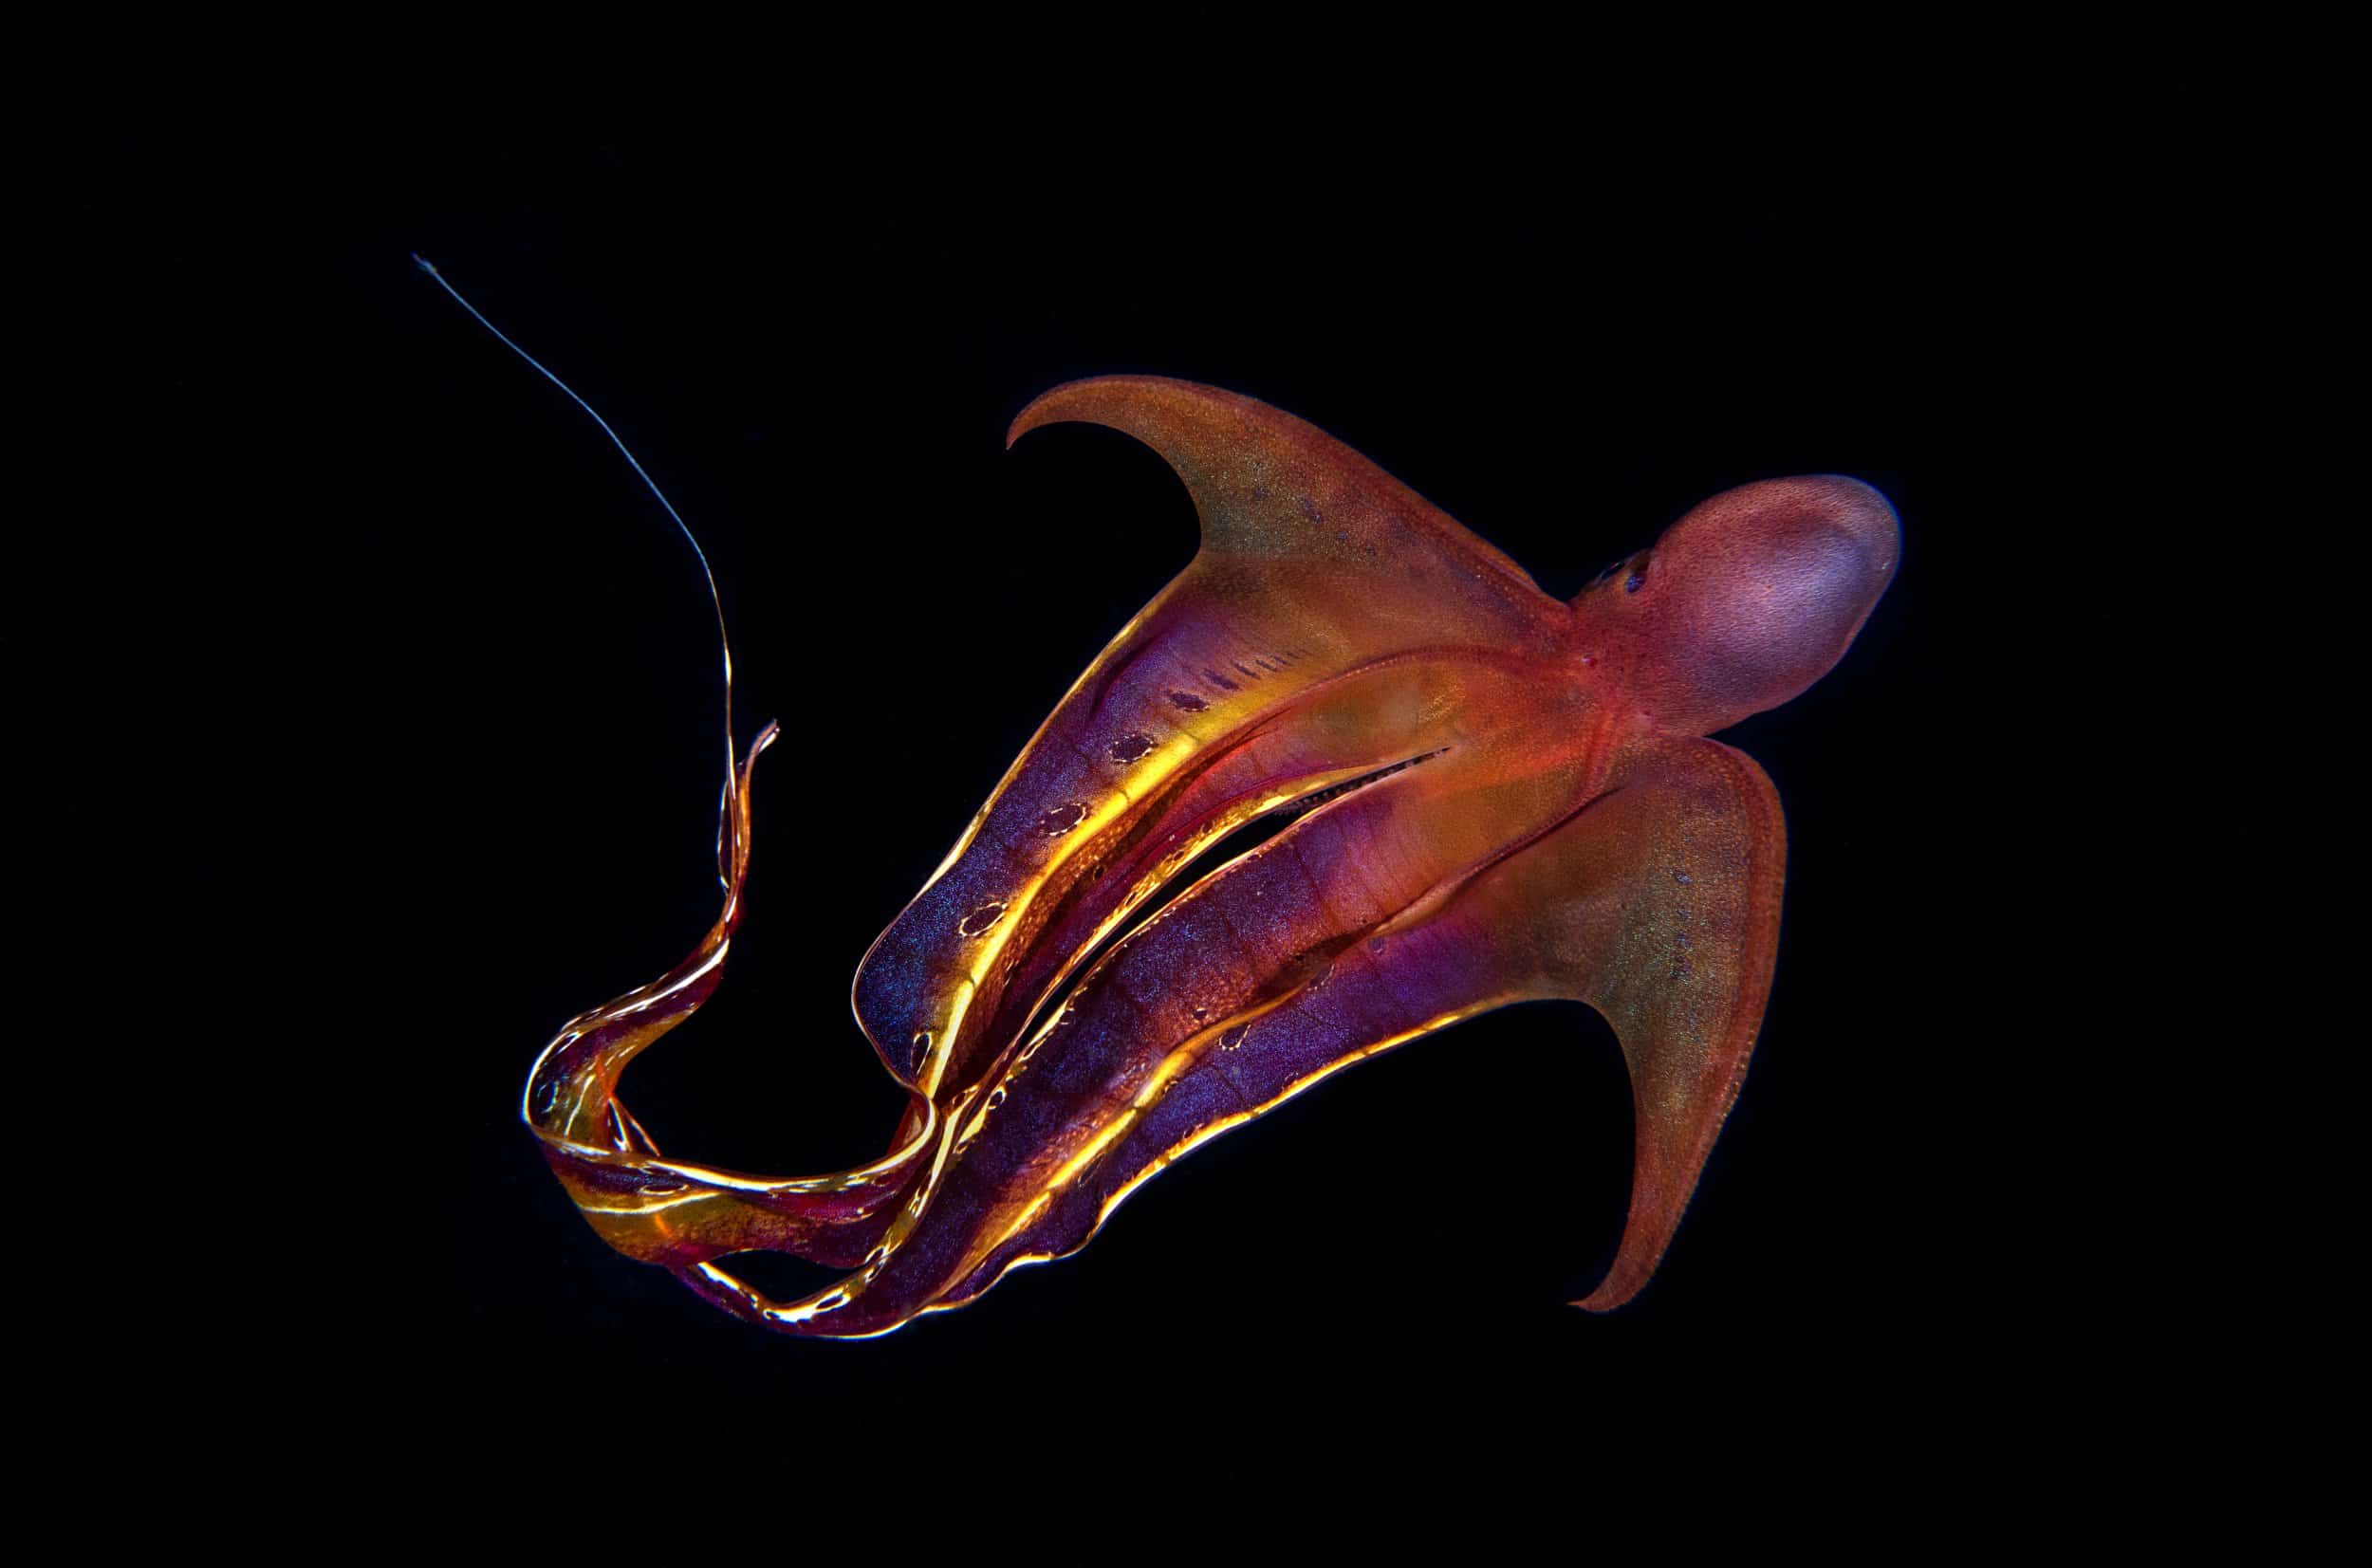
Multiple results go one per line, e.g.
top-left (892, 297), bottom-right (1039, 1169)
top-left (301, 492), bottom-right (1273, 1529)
top-left (102, 99), bottom-right (2153, 1479)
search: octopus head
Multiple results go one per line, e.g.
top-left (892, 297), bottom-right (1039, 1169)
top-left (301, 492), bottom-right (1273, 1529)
top-left (1574, 475), bottom-right (1900, 734)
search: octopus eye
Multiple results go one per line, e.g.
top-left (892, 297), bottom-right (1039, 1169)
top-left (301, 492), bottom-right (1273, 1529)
top-left (1624, 567), bottom-right (1646, 593)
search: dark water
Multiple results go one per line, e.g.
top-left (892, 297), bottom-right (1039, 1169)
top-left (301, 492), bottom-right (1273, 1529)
top-left (83, 102), bottom-right (2178, 1503)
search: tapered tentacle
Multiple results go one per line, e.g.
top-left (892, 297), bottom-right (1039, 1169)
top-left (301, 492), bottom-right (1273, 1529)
top-left (523, 725), bottom-right (938, 1270)
top-left (851, 378), bottom-right (1574, 1103)
top-left (414, 257), bottom-right (945, 1273)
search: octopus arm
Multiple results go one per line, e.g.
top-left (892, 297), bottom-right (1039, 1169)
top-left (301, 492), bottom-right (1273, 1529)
top-left (1465, 733), bottom-right (1788, 1309)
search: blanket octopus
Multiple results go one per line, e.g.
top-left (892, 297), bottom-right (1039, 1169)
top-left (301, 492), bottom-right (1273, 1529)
top-left (442, 270), bottom-right (1899, 1338)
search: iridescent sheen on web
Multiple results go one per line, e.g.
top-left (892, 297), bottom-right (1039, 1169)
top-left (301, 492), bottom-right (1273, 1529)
top-left (512, 372), bottom-right (1898, 1337)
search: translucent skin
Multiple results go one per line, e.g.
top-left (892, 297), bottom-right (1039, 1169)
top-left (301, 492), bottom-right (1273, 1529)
top-left (522, 377), bottom-right (1899, 1337)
